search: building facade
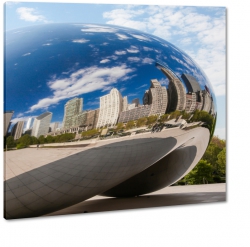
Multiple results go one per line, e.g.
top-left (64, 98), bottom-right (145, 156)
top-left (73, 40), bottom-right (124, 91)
top-left (11, 121), bottom-right (24, 140)
top-left (32, 112), bottom-right (52, 138)
top-left (63, 97), bottom-right (83, 129)
top-left (4, 111), bottom-right (14, 136)
top-left (118, 79), bottom-right (168, 123)
top-left (96, 88), bottom-right (123, 128)
top-left (156, 62), bottom-right (186, 112)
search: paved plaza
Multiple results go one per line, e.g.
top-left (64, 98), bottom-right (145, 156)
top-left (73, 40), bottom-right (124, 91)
top-left (47, 183), bottom-right (226, 216)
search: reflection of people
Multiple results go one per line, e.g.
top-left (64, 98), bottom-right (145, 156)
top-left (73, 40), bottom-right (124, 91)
top-left (37, 144), bottom-right (39, 150)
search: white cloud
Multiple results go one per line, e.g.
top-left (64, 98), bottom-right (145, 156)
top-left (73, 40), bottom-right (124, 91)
top-left (127, 45), bottom-right (139, 53)
top-left (127, 57), bottom-right (140, 62)
top-left (42, 43), bottom-right (52, 46)
top-left (22, 53), bottom-right (31, 56)
top-left (10, 115), bottom-right (37, 125)
top-left (72, 39), bottom-right (89, 43)
top-left (116, 33), bottom-right (130, 40)
top-left (130, 34), bottom-right (151, 42)
top-left (81, 26), bottom-right (117, 33)
top-left (16, 7), bottom-right (47, 22)
top-left (142, 58), bottom-right (154, 64)
top-left (214, 127), bottom-right (226, 140)
top-left (100, 59), bottom-right (110, 64)
top-left (115, 50), bottom-right (127, 55)
top-left (27, 65), bottom-right (135, 112)
top-left (103, 6), bottom-right (226, 96)
top-left (136, 84), bottom-right (147, 89)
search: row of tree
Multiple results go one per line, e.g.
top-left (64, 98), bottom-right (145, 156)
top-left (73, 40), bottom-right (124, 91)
top-left (5, 133), bottom-right (75, 149)
top-left (176, 136), bottom-right (226, 185)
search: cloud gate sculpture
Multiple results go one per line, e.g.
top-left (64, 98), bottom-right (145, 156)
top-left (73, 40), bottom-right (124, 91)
top-left (4, 24), bottom-right (216, 219)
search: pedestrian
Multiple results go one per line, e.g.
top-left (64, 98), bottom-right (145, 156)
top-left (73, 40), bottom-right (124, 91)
top-left (37, 144), bottom-right (39, 150)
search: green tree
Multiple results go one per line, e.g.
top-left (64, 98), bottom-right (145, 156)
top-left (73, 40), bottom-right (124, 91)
top-left (46, 135), bottom-right (55, 143)
top-left (38, 135), bottom-right (46, 144)
top-left (217, 147), bottom-right (226, 176)
top-left (6, 136), bottom-right (16, 148)
top-left (160, 114), bottom-right (170, 123)
top-left (31, 136), bottom-right (39, 145)
top-left (116, 122), bottom-right (124, 131)
top-left (147, 115), bottom-right (157, 125)
top-left (126, 121), bottom-right (135, 130)
top-left (185, 160), bottom-right (214, 184)
top-left (136, 117), bottom-right (147, 127)
top-left (18, 134), bottom-right (32, 146)
top-left (82, 129), bottom-right (99, 138)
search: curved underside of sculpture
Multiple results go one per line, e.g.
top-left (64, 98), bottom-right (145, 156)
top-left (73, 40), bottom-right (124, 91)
top-left (4, 127), bottom-right (209, 219)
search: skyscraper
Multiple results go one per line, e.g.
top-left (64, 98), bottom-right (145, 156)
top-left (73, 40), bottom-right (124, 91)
top-left (32, 112), bottom-right (52, 138)
top-left (96, 88), bottom-right (123, 128)
top-left (63, 97), bottom-right (83, 129)
top-left (118, 79), bottom-right (168, 123)
top-left (156, 62), bottom-right (186, 112)
top-left (122, 96), bottom-right (128, 111)
top-left (11, 121), bottom-right (24, 140)
top-left (4, 111), bottom-right (14, 136)
top-left (49, 122), bottom-right (59, 132)
top-left (148, 79), bottom-right (168, 116)
top-left (181, 74), bottom-right (201, 93)
top-left (24, 117), bottom-right (34, 132)
top-left (132, 98), bottom-right (140, 107)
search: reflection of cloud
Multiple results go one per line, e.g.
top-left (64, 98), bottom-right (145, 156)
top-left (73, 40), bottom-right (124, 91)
top-left (27, 65), bottom-right (135, 112)
top-left (127, 45), bottom-right (140, 53)
top-left (214, 127), bottom-right (226, 140)
top-left (86, 101), bottom-right (99, 106)
top-left (11, 115), bottom-right (37, 125)
top-left (103, 6), bottom-right (226, 96)
top-left (115, 50), bottom-right (127, 55)
top-left (22, 53), bottom-right (31, 56)
top-left (100, 59), bottom-right (110, 64)
top-left (142, 58), bottom-right (154, 64)
top-left (159, 78), bottom-right (169, 86)
top-left (116, 33), bottom-right (130, 40)
top-left (143, 46), bottom-right (153, 51)
top-left (127, 93), bottom-right (138, 97)
top-left (130, 34), bottom-right (151, 41)
top-left (127, 57), bottom-right (140, 62)
top-left (42, 43), bottom-right (52, 46)
top-left (136, 84), bottom-right (147, 89)
top-left (72, 39), bottom-right (89, 43)
top-left (81, 25), bottom-right (117, 33)
top-left (16, 7), bottom-right (48, 22)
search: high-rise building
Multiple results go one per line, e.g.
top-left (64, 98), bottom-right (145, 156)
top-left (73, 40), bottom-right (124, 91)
top-left (96, 88), bottom-right (123, 128)
top-left (32, 112), bottom-right (52, 138)
top-left (118, 79), bottom-right (168, 123)
top-left (49, 122), bottom-right (59, 132)
top-left (148, 79), bottom-right (168, 116)
top-left (202, 90), bottom-right (212, 113)
top-left (24, 117), bottom-right (34, 132)
top-left (63, 97), bottom-right (83, 129)
top-left (4, 111), bottom-right (14, 136)
top-left (132, 98), bottom-right (140, 107)
top-left (85, 109), bottom-right (100, 129)
top-left (181, 74), bottom-right (201, 93)
top-left (122, 96), bottom-right (128, 111)
top-left (185, 93), bottom-right (197, 113)
top-left (11, 121), bottom-right (24, 140)
top-left (156, 62), bottom-right (186, 112)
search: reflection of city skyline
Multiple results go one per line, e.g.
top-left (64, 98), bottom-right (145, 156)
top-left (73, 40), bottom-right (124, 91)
top-left (5, 63), bottom-right (215, 139)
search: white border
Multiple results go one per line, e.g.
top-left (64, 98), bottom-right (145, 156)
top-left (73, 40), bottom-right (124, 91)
top-left (1, 0), bottom-right (250, 246)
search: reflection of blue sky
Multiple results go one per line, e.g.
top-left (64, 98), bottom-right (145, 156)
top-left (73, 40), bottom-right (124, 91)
top-left (5, 23), bottom-right (216, 125)
top-left (4, 3), bottom-right (225, 138)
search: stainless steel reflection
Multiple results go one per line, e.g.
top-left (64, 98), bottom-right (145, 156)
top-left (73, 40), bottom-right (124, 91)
top-left (4, 23), bottom-right (216, 219)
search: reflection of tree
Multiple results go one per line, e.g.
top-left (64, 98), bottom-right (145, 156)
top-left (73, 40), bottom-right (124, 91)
top-left (136, 117), bottom-right (147, 127)
top-left (126, 121), bottom-right (135, 130)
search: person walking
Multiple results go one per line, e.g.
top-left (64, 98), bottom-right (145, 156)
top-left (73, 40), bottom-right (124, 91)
top-left (37, 144), bottom-right (39, 150)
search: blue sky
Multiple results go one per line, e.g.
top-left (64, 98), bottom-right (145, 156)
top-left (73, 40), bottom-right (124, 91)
top-left (4, 1), bottom-right (226, 139)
